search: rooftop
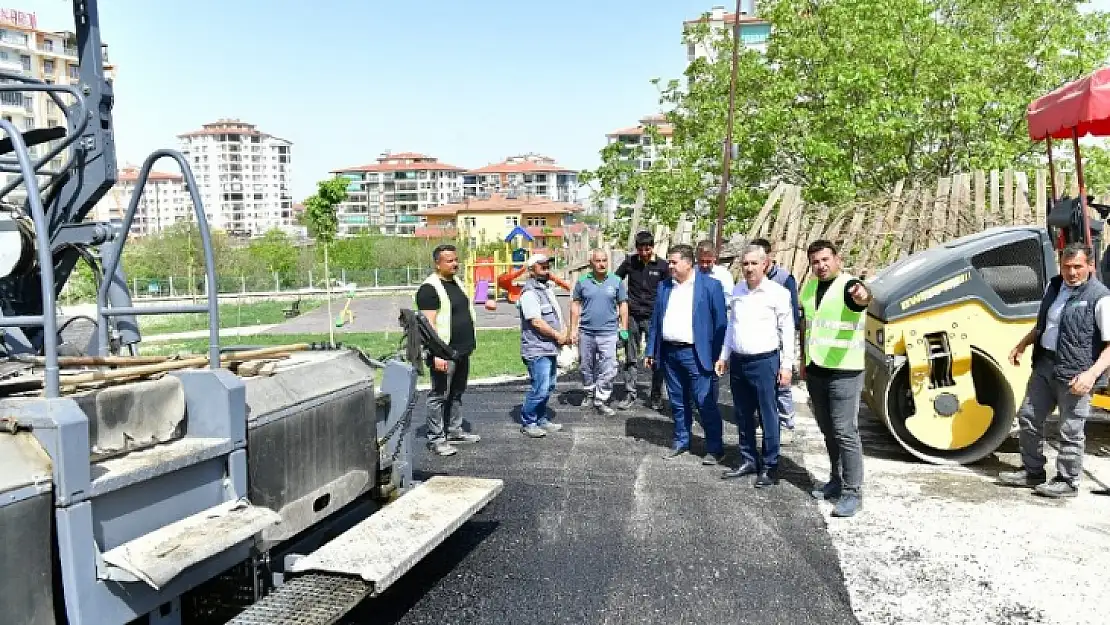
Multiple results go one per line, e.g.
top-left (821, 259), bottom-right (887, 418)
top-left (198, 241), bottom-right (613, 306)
top-left (468, 154), bottom-right (576, 175)
top-left (333, 152), bottom-right (465, 174)
top-left (417, 193), bottom-right (583, 216)
top-left (177, 118), bottom-right (289, 142)
top-left (117, 166), bottom-right (182, 183)
top-left (606, 113), bottom-right (675, 138)
top-left (683, 8), bottom-right (771, 27)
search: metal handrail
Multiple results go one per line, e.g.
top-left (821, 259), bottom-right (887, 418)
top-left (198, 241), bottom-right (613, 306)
top-left (96, 150), bottom-right (220, 369)
top-left (0, 118), bottom-right (61, 397)
top-left (0, 79), bottom-right (90, 201)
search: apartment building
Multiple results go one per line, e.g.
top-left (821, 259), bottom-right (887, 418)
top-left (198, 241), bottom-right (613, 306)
top-left (414, 193), bottom-right (585, 249)
top-left (177, 119), bottom-right (294, 237)
top-left (332, 152), bottom-right (464, 237)
top-left (463, 153), bottom-right (578, 203)
top-left (605, 113), bottom-right (675, 172)
top-left (684, 3), bottom-right (771, 62)
top-left (90, 166), bottom-right (188, 237)
top-left (0, 8), bottom-right (116, 196)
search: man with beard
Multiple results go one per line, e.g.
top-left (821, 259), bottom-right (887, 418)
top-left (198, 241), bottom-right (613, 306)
top-left (517, 253), bottom-right (570, 438)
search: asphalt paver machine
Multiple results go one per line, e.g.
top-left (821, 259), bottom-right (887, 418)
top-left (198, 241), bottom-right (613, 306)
top-left (0, 3), bottom-right (501, 624)
top-left (860, 67), bottom-right (1110, 465)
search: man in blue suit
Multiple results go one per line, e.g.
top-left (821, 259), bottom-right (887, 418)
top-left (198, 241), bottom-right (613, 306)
top-left (644, 244), bottom-right (728, 463)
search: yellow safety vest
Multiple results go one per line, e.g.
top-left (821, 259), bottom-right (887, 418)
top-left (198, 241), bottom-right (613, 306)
top-left (415, 274), bottom-right (476, 345)
top-left (800, 273), bottom-right (866, 371)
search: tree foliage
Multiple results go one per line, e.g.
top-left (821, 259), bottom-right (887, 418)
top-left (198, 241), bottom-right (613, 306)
top-left (302, 176), bottom-right (348, 244)
top-left (582, 0), bottom-right (1110, 234)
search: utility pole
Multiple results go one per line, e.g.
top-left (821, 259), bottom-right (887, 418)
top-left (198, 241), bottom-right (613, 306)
top-left (714, 0), bottom-right (744, 252)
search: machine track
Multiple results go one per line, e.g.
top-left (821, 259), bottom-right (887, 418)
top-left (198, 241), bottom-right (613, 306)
top-left (225, 574), bottom-right (371, 625)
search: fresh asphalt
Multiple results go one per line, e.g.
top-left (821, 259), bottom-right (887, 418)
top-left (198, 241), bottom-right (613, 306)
top-left (343, 379), bottom-right (858, 625)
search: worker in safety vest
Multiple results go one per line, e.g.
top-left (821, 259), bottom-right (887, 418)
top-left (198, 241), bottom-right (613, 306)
top-left (415, 243), bottom-right (481, 457)
top-left (799, 239), bottom-right (871, 518)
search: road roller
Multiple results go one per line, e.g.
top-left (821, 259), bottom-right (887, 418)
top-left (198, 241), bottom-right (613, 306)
top-left (862, 66), bottom-right (1110, 464)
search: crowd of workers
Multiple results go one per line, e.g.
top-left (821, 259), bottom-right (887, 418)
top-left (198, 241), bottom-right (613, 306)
top-left (413, 235), bottom-right (1110, 521)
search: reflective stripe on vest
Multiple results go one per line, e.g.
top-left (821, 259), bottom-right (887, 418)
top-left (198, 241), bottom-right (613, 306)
top-left (415, 274), bottom-right (476, 345)
top-left (800, 273), bottom-right (865, 371)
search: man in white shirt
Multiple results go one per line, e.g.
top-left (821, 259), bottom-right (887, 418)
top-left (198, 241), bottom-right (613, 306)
top-left (715, 245), bottom-right (795, 487)
top-left (696, 240), bottom-right (736, 304)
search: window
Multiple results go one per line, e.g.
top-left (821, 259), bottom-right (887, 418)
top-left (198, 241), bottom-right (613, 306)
top-left (505, 216), bottom-right (519, 227)
top-left (464, 217), bottom-right (477, 228)
top-left (43, 59), bottom-right (54, 74)
top-left (526, 217), bottom-right (546, 227)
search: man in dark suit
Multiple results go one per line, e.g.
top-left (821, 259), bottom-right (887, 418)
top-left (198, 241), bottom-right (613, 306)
top-left (645, 244), bottom-right (728, 463)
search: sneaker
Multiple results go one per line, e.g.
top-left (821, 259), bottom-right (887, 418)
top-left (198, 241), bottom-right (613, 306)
top-left (1033, 476), bottom-right (1079, 498)
top-left (811, 480), bottom-right (841, 501)
top-left (595, 403), bottom-right (616, 416)
top-left (521, 424), bottom-right (547, 438)
top-left (614, 396), bottom-right (635, 411)
top-left (998, 468), bottom-right (1047, 488)
top-left (537, 420), bottom-right (563, 433)
top-left (447, 432), bottom-right (481, 444)
top-left (648, 395), bottom-right (665, 411)
top-left (429, 441), bottom-right (458, 456)
top-left (832, 493), bottom-right (862, 517)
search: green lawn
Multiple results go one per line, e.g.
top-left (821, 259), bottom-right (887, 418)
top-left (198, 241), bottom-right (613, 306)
top-left (139, 329), bottom-right (527, 380)
top-left (139, 299), bottom-right (323, 335)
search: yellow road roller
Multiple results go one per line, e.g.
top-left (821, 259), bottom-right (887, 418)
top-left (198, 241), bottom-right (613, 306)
top-left (860, 226), bottom-right (1061, 464)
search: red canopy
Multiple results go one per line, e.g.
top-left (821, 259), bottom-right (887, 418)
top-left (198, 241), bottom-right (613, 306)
top-left (1027, 67), bottom-right (1110, 140)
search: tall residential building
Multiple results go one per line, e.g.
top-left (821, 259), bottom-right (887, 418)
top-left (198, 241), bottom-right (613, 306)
top-left (90, 166), bottom-right (188, 237)
top-left (463, 154), bottom-right (579, 203)
top-left (332, 152), bottom-right (464, 237)
top-left (684, 4), bottom-right (771, 63)
top-left (177, 119), bottom-right (294, 237)
top-left (0, 8), bottom-right (116, 197)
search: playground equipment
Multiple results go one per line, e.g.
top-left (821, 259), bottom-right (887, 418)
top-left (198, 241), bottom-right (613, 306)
top-left (860, 66), bottom-right (1110, 465)
top-left (334, 284), bottom-right (357, 327)
top-left (0, 3), bottom-right (501, 623)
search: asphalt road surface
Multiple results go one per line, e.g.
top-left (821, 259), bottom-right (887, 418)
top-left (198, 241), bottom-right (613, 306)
top-left (342, 380), bottom-right (857, 625)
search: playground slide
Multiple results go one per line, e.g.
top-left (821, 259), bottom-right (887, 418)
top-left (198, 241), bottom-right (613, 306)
top-left (473, 279), bottom-right (491, 304)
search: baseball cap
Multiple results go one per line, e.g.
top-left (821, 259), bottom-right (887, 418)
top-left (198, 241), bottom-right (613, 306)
top-left (525, 253), bottom-right (550, 267)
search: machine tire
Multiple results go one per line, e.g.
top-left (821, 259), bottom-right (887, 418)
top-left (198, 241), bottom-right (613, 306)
top-left (881, 348), bottom-right (1016, 465)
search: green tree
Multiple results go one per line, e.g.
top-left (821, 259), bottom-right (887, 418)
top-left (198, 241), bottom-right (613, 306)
top-left (302, 176), bottom-right (349, 345)
top-left (583, 0), bottom-right (1110, 233)
top-left (246, 229), bottom-right (298, 286)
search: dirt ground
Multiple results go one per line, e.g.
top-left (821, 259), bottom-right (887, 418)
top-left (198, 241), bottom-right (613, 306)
top-left (794, 384), bottom-right (1110, 625)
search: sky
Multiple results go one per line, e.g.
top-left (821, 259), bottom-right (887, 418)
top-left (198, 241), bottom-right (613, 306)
top-left (19, 0), bottom-right (735, 202)
top-left (17, 0), bottom-right (1110, 203)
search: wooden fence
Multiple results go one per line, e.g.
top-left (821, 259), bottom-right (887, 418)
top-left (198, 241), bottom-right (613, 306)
top-left (740, 168), bottom-right (1088, 281)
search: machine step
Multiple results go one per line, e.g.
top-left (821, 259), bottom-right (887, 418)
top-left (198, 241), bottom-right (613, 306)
top-left (99, 498), bottom-right (280, 590)
top-left (289, 475), bottom-right (502, 595)
top-left (88, 437), bottom-right (234, 498)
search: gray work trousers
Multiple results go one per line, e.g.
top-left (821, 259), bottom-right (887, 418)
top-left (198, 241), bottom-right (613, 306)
top-left (580, 331), bottom-right (618, 404)
top-left (806, 368), bottom-right (865, 495)
top-left (1018, 354), bottom-right (1091, 484)
top-left (426, 355), bottom-right (470, 444)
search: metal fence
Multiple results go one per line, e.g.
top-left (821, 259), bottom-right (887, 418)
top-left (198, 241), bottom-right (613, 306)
top-left (59, 266), bottom-right (441, 304)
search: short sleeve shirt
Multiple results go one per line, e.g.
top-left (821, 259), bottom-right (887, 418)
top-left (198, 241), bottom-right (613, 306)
top-left (572, 273), bottom-right (627, 335)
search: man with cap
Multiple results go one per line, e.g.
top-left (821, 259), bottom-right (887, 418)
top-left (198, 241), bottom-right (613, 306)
top-left (517, 252), bottom-right (570, 438)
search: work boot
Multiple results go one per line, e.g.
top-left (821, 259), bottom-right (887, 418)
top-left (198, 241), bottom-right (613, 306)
top-left (447, 432), bottom-right (481, 444)
top-left (811, 480), bottom-right (842, 501)
top-left (429, 441), bottom-right (458, 456)
top-left (1033, 476), bottom-right (1079, 498)
top-left (537, 419), bottom-right (563, 433)
top-left (832, 494), bottom-right (862, 517)
top-left (521, 424), bottom-right (547, 438)
top-left (997, 468), bottom-right (1047, 488)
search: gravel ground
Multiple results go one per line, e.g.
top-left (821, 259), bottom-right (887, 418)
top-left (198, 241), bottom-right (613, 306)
top-left (793, 384), bottom-right (1110, 625)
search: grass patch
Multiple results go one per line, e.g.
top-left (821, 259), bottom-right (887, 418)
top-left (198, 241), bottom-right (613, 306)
top-left (139, 299), bottom-right (323, 335)
top-left (139, 329), bottom-right (527, 380)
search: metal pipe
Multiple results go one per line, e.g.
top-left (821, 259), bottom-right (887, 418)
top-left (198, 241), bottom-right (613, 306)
top-left (1073, 128), bottom-right (1092, 248)
top-left (96, 150), bottom-right (220, 369)
top-left (0, 83), bottom-right (89, 201)
top-left (714, 0), bottom-right (744, 252)
top-left (1045, 137), bottom-right (1058, 202)
top-left (2, 315), bottom-right (48, 327)
top-left (0, 119), bottom-right (60, 397)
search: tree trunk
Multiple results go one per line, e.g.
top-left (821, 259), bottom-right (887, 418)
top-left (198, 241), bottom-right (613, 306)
top-left (325, 243), bottom-right (335, 348)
